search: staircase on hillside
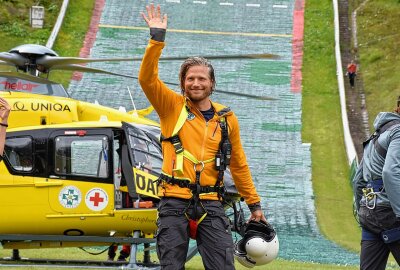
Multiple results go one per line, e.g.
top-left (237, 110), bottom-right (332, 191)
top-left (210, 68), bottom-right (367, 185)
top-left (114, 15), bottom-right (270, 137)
top-left (338, 0), bottom-right (370, 161)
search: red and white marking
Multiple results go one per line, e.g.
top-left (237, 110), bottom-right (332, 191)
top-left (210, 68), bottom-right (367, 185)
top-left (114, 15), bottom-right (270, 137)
top-left (85, 188), bottom-right (108, 211)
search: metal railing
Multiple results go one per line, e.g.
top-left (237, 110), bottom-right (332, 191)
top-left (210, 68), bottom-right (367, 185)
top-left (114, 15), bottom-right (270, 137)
top-left (45, 0), bottom-right (70, 49)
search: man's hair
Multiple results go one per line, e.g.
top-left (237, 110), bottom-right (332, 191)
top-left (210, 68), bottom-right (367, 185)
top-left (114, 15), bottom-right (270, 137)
top-left (179, 57), bottom-right (216, 95)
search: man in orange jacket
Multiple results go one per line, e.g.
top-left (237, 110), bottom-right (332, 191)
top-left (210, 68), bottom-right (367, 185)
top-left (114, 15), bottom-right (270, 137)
top-left (139, 4), bottom-right (267, 269)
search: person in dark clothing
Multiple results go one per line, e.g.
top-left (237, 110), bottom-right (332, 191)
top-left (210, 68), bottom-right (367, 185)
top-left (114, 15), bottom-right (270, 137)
top-left (353, 101), bottom-right (400, 270)
top-left (346, 60), bottom-right (357, 88)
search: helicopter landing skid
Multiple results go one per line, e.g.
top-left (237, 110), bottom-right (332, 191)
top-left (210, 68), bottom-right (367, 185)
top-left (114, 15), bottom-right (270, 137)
top-left (0, 258), bottom-right (157, 269)
top-left (126, 231), bottom-right (199, 270)
top-left (0, 233), bottom-right (199, 269)
top-left (126, 230), bottom-right (160, 270)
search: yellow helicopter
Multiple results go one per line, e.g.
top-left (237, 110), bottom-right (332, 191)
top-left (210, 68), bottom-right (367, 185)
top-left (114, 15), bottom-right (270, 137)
top-left (0, 44), bottom-right (247, 267)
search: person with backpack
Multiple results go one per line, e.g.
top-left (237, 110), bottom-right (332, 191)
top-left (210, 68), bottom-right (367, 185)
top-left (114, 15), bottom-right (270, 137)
top-left (353, 99), bottom-right (400, 269)
top-left (138, 4), bottom-right (268, 269)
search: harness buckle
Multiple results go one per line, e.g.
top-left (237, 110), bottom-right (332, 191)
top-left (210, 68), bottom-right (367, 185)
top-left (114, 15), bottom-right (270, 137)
top-left (170, 136), bottom-right (184, 154)
top-left (362, 187), bottom-right (374, 199)
top-left (193, 161), bottom-right (205, 173)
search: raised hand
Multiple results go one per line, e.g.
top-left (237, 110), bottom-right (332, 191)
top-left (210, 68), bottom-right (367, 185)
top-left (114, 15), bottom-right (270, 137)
top-left (0, 97), bottom-right (11, 121)
top-left (141, 3), bottom-right (168, 29)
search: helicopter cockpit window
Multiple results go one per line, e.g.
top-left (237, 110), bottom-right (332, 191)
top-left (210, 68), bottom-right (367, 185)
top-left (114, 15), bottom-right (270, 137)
top-left (0, 76), bottom-right (68, 97)
top-left (55, 135), bottom-right (109, 178)
top-left (127, 128), bottom-right (162, 175)
top-left (4, 137), bottom-right (33, 172)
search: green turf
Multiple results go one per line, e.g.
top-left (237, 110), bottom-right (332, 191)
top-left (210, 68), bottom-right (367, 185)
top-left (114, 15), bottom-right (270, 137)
top-left (0, 0), bottom-right (61, 50)
top-left (355, 0), bottom-right (400, 128)
top-left (0, 248), bottom-right (359, 270)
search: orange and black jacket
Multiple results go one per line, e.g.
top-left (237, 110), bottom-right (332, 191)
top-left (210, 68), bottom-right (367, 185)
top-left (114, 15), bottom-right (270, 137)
top-left (138, 39), bottom-right (260, 205)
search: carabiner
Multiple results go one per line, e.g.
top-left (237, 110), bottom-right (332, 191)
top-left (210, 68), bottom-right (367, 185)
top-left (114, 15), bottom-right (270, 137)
top-left (365, 191), bottom-right (376, 210)
top-left (193, 161), bottom-right (205, 173)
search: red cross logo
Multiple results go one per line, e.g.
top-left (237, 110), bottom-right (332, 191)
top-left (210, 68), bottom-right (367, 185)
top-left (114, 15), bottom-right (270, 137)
top-left (89, 192), bottom-right (104, 206)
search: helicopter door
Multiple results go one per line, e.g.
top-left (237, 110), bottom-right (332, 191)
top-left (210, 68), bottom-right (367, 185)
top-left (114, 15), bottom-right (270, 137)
top-left (1, 136), bottom-right (35, 222)
top-left (48, 128), bottom-right (114, 214)
top-left (122, 123), bottom-right (162, 201)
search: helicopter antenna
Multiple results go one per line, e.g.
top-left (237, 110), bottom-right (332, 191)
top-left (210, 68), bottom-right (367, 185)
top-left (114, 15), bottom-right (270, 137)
top-left (127, 86), bottom-right (138, 117)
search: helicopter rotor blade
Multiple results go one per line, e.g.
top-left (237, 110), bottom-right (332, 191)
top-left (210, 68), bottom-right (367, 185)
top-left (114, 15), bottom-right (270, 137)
top-left (36, 53), bottom-right (280, 70)
top-left (36, 56), bottom-right (141, 70)
top-left (0, 52), bottom-right (27, 67)
top-left (0, 60), bottom-right (14, 67)
top-left (48, 62), bottom-right (276, 100)
top-left (213, 89), bottom-right (277, 100)
top-left (51, 64), bottom-right (138, 79)
top-left (158, 53), bottom-right (280, 61)
top-left (116, 53), bottom-right (281, 62)
top-left (161, 81), bottom-right (276, 101)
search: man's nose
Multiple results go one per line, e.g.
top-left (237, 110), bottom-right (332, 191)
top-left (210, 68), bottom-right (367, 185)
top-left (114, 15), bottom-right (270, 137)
top-left (192, 79), bottom-right (200, 87)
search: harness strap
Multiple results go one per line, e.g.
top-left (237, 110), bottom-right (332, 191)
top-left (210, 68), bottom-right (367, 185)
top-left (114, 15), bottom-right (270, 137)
top-left (183, 150), bottom-right (215, 165)
top-left (185, 211), bottom-right (207, 224)
top-left (159, 105), bottom-right (189, 176)
top-left (215, 111), bottom-right (231, 198)
top-left (374, 120), bottom-right (400, 158)
top-left (363, 119), bottom-right (400, 158)
top-left (158, 174), bottom-right (226, 195)
top-left (368, 179), bottom-right (384, 192)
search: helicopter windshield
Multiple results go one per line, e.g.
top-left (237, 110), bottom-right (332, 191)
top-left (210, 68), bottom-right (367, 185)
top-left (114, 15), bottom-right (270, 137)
top-left (0, 74), bottom-right (69, 97)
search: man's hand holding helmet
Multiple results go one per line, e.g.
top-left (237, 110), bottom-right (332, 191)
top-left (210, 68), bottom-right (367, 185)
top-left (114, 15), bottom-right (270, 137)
top-left (248, 202), bottom-right (268, 223)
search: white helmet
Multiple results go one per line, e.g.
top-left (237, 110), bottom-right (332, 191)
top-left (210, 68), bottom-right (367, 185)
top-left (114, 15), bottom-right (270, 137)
top-left (234, 220), bottom-right (279, 268)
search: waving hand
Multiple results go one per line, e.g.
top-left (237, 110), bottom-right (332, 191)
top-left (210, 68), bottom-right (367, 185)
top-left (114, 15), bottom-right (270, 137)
top-left (141, 4), bottom-right (168, 29)
top-left (0, 97), bottom-right (10, 121)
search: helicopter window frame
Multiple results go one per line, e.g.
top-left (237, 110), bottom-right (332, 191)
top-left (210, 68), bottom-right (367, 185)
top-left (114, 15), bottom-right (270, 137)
top-left (54, 134), bottom-right (111, 180)
top-left (125, 125), bottom-right (163, 176)
top-left (3, 136), bottom-right (34, 173)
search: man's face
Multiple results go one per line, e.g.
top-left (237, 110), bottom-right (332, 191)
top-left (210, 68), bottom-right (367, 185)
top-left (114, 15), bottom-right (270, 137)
top-left (183, 65), bottom-right (213, 103)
